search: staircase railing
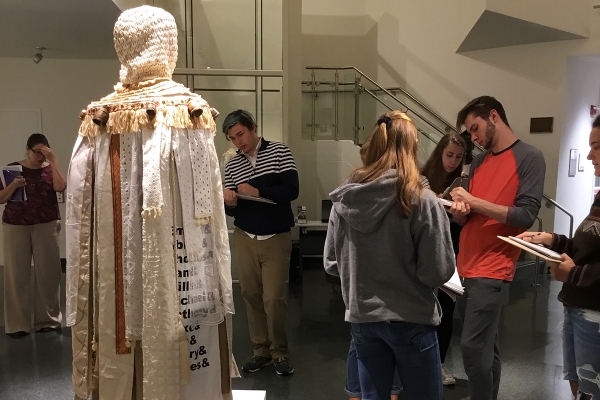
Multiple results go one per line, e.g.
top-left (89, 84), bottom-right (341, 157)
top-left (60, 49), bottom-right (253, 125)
top-left (304, 65), bottom-right (574, 238)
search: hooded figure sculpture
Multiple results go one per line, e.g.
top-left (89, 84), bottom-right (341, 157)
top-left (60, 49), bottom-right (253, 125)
top-left (65, 6), bottom-right (237, 400)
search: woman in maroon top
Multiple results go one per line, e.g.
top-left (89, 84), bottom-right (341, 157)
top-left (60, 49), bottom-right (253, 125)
top-left (0, 134), bottom-right (66, 337)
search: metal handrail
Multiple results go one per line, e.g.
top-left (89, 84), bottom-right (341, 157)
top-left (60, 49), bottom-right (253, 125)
top-left (306, 65), bottom-right (574, 238)
top-left (307, 66), bottom-right (455, 135)
top-left (173, 68), bottom-right (284, 77)
top-left (362, 87), bottom-right (440, 146)
top-left (533, 216), bottom-right (543, 287)
top-left (385, 86), bottom-right (458, 134)
top-left (544, 197), bottom-right (574, 238)
top-left (307, 66), bottom-right (448, 140)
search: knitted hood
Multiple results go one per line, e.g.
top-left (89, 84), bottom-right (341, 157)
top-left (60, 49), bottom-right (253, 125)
top-left (114, 5), bottom-right (178, 86)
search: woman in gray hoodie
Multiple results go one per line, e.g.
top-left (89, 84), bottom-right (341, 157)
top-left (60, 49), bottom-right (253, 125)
top-left (324, 111), bottom-right (456, 400)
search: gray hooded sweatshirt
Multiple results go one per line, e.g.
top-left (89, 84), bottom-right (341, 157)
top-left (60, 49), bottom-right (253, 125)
top-left (324, 170), bottom-right (455, 326)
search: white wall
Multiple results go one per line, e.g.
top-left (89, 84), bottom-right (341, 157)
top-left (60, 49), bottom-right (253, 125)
top-left (0, 57), bottom-right (121, 261)
top-left (555, 55), bottom-right (600, 234)
top-left (300, 0), bottom-right (600, 234)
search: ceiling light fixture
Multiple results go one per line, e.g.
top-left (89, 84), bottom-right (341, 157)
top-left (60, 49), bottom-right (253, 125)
top-left (33, 47), bottom-right (46, 64)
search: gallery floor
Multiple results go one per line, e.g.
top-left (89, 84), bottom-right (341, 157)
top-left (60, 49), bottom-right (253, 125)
top-left (0, 262), bottom-right (572, 400)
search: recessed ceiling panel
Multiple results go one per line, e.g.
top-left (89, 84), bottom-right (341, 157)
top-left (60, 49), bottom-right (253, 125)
top-left (457, 10), bottom-right (586, 53)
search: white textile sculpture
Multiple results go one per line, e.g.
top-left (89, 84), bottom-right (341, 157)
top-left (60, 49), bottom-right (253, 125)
top-left (65, 6), bottom-right (237, 400)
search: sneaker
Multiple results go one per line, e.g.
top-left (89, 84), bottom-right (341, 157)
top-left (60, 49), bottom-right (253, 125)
top-left (242, 355), bottom-right (272, 373)
top-left (273, 357), bottom-right (295, 376)
top-left (441, 365), bottom-right (456, 385)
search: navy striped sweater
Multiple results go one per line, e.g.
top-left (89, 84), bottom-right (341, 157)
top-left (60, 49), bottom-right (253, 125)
top-left (224, 139), bottom-right (299, 235)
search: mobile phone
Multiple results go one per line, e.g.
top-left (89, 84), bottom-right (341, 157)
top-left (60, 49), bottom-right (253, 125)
top-left (442, 177), bottom-right (468, 199)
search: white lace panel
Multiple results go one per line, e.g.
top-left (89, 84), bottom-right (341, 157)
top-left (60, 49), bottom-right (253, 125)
top-left (187, 128), bottom-right (213, 223)
top-left (141, 126), bottom-right (164, 216)
top-left (172, 129), bottom-right (205, 259)
top-left (142, 125), bottom-right (181, 400)
top-left (173, 129), bottom-right (223, 325)
top-left (120, 132), bottom-right (143, 340)
top-left (205, 134), bottom-right (235, 315)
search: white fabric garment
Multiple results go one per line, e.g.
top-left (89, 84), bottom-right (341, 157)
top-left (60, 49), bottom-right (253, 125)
top-left (66, 135), bottom-right (93, 326)
top-left (66, 136), bottom-right (95, 399)
top-left (173, 129), bottom-right (209, 259)
top-left (141, 124), bottom-right (164, 217)
top-left (179, 324), bottom-right (224, 400)
top-left (68, 97), bottom-right (236, 400)
top-left (95, 134), bottom-right (135, 400)
top-left (120, 133), bottom-right (143, 340)
top-left (173, 141), bottom-right (223, 326)
top-left (141, 124), bottom-right (181, 400)
top-left (205, 132), bottom-right (235, 316)
top-left (188, 128), bottom-right (215, 223)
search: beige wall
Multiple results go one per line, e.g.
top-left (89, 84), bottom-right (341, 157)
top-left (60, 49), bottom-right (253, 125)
top-left (300, 0), bottom-right (600, 234)
top-left (0, 57), bottom-right (121, 261)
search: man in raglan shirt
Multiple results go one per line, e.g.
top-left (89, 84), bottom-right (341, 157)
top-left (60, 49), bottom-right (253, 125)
top-left (447, 96), bottom-right (545, 400)
top-left (222, 109), bottom-right (299, 377)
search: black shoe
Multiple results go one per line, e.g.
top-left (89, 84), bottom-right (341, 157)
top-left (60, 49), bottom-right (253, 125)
top-left (273, 357), bottom-right (294, 376)
top-left (36, 326), bottom-right (60, 333)
top-left (242, 355), bottom-right (273, 373)
top-left (7, 331), bottom-right (29, 338)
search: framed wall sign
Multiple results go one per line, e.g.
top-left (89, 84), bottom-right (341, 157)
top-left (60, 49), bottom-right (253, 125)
top-left (569, 149), bottom-right (578, 177)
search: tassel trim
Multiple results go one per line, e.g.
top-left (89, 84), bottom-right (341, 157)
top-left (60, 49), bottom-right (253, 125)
top-left (78, 103), bottom-right (216, 137)
top-left (141, 207), bottom-right (163, 219)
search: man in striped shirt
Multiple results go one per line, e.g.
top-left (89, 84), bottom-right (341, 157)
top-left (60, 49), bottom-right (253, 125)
top-left (222, 110), bottom-right (299, 376)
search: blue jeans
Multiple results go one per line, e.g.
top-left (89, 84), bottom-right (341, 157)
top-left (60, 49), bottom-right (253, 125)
top-left (562, 306), bottom-right (600, 399)
top-left (351, 321), bottom-right (442, 400)
top-left (346, 338), bottom-right (402, 397)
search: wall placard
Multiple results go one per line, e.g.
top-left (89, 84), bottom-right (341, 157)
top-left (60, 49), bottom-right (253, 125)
top-left (568, 149), bottom-right (578, 177)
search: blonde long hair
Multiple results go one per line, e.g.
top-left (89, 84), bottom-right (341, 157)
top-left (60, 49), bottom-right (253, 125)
top-left (350, 111), bottom-right (422, 218)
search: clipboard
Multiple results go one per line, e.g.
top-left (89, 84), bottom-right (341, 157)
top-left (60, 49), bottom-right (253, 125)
top-left (1, 165), bottom-right (26, 202)
top-left (236, 193), bottom-right (276, 205)
top-left (497, 235), bottom-right (562, 262)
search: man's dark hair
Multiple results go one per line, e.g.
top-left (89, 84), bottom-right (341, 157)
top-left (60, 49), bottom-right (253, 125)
top-left (222, 109), bottom-right (257, 140)
top-left (26, 133), bottom-right (49, 149)
top-left (593, 114), bottom-right (600, 129)
top-left (456, 96), bottom-right (510, 131)
top-left (460, 130), bottom-right (474, 165)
